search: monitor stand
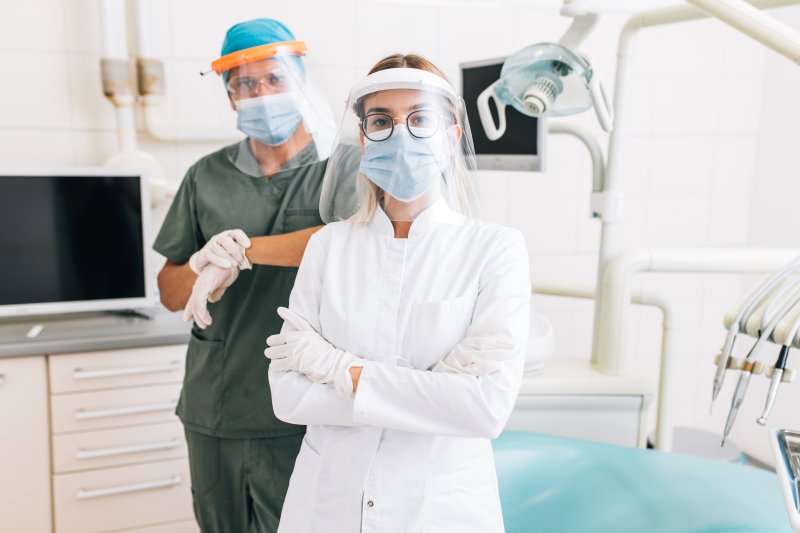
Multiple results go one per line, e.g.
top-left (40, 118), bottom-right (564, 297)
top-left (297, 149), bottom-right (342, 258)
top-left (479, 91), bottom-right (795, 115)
top-left (103, 308), bottom-right (156, 320)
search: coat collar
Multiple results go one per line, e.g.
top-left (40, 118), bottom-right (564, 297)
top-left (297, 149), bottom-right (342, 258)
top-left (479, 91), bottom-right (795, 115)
top-left (369, 197), bottom-right (466, 238)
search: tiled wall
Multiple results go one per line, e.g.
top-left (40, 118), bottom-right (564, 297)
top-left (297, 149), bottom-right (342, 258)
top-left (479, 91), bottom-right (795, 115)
top-left (1, 0), bottom-right (797, 462)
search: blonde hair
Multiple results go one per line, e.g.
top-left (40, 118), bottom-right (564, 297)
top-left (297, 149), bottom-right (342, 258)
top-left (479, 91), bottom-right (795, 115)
top-left (349, 54), bottom-right (476, 226)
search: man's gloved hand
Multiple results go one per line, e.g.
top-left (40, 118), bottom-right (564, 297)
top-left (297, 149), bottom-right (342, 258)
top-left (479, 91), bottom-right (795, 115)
top-left (265, 307), bottom-right (364, 398)
top-left (182, 264), bottom-right (240, 329)
top-left (188, 229), bottom-right (252, 274)
top-left (433, 320), bottom-right (517, 376)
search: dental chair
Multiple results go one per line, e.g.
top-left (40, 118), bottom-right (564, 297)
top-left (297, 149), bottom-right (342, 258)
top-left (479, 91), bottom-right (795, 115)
top-left (494, 431), bottom-right (793, 533)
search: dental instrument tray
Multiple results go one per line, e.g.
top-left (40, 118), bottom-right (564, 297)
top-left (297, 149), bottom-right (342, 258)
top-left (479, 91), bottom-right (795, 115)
top-left (771, 429), bottom-right (800, 532)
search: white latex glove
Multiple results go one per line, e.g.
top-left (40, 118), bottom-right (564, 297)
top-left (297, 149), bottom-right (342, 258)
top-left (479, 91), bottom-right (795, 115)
top-left (189, 229), bottom-right (252, 274)
top-left (182, 264), bottom-right (239, 329)
top-left (433, 320), bottom-right (517, 376)
top-left (265, 307), bottom-right (364, 398)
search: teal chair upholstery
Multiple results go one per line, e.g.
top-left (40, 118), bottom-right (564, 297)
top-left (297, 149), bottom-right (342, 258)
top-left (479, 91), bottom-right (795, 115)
top-left (494, 431), bottom-right (792, 533)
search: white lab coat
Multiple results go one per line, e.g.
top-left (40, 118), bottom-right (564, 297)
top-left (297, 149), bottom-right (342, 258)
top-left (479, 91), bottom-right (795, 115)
top-left (269, 199), bottom-right (531, 533)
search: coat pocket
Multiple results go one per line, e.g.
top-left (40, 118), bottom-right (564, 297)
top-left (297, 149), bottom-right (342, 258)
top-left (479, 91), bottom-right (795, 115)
top-left (280, 207), bottom-right (323, 234)
top-left (177, 331), bottom-right (224, 429)
top-left (410, 295), bottom-right (475, 371)
top-left (278, 438), bottom-right (323, 532)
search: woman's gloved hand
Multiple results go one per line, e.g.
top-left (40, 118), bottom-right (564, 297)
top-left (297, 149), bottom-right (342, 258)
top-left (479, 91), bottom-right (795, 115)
top-left (182, 264), bottom-right (240, 329)
top-left (265, 307), bottom-right (364, 398)
top-left (433, 320), bottom-right (517, 376)
top-left (188, 229), bottom-right (252, 274)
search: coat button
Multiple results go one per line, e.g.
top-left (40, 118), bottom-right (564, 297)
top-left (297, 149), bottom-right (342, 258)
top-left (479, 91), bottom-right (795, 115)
top-left (367, 500), bottom-right (374, 508)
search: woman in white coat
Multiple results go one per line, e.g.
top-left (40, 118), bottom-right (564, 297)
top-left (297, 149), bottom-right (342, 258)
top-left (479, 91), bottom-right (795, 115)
top-left (265, 54), bottom-right (531, 533)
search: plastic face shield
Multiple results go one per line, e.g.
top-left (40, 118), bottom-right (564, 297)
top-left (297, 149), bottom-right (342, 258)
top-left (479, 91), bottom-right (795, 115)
top-left (320, 68), bottom-right (478, 223)
top-left (212, 41), bottom-right (336, 172)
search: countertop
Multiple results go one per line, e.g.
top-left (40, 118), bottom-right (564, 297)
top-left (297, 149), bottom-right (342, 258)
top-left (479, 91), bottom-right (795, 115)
top-left (0, 308), bottom-right (191, 357)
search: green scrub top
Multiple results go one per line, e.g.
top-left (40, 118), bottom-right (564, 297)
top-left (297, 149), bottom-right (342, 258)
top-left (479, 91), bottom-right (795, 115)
top-left (154, 139), bottom-right (340, 438)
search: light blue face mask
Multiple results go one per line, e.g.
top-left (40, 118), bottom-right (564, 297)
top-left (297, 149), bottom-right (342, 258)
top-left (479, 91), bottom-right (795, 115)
top-left (358, 128), bottom-right (450, 202)
top-left (236, 92), bottom-right (303, 146)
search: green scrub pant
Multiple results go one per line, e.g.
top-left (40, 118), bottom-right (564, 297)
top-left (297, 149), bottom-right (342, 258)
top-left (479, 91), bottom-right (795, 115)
top-left (184, 429), bottom-right (303, 533)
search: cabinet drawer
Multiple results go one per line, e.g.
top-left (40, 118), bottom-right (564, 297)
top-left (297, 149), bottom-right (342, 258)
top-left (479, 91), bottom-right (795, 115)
top-left (53, 421), bottom-right (187, 474)
top-left (53, 458), bottom-right (193, 533)
top-left (122, 520), bottom-right (200, 532)
top-left (51, 383), bottom-right (181, 434)
top-left (49, 345), bottom-right (187, 394)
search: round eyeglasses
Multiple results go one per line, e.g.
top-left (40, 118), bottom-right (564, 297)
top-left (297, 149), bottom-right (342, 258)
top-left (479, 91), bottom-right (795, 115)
top-left (226, 68), bottom-right (291, 99)
top-left (360, 110), bottom-right (444, 142)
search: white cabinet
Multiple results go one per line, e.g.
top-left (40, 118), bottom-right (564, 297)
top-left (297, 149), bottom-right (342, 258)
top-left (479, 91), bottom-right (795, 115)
top-left (48, 345), bottom-right (197, 533)
top-left (0, 356), bottom-right (52, 533)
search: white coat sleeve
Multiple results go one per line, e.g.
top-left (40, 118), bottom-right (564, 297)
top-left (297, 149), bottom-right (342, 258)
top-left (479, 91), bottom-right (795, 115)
top-left (268, 229), bottom-right (362, 427)
top-left (352, 228), bottom-right (531, 439)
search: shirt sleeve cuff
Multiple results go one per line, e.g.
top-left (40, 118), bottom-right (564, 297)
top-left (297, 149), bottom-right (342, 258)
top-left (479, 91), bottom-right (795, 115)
top-left (352, 361), bottom-right (377, 425)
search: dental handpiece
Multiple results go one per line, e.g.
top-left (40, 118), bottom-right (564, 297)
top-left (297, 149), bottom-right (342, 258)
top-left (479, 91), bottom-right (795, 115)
top-left (721, 286), bottom-right (800, 445)
top-left (757, 345), bottom-right (790, 426)
top-left (723, 368), bottom-right (752, 447)
top-left (711, 260), bottom-right (800, 410)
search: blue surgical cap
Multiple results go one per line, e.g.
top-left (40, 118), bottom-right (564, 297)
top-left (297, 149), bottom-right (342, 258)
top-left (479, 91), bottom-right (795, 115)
top-left (220, 18), bottom-right (305, 82)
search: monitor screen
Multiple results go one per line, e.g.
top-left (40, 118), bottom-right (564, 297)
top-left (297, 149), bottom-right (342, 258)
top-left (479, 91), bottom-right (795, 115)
top-left (461, 58), bottom-right (546, 171)
top-left (0, 173), bottom-right (149, 315)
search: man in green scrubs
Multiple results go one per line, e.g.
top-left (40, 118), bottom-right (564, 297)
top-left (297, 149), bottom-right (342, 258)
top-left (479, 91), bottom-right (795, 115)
top-left (152, 19), bottom-right (354, 532)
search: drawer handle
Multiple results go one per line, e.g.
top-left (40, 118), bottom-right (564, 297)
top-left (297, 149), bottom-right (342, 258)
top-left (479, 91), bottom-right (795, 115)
top-left (75, 400), bottom-right (178, 420)
top-left (76, 437), bottom-right (183, 460)
top-left (73, 361), bottom-right (181, 380)
top-left (0, 373), bottom-right (4, 385)
top-left (76, 474), bottom-right (182, 500)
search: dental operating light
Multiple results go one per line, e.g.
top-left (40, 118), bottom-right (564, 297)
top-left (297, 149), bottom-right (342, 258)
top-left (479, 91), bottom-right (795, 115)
top-left (476, 1), bottom-right (614, 140)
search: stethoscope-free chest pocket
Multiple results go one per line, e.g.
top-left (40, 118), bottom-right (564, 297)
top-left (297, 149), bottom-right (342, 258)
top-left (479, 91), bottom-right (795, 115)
top-left (410, 295), bottom-right (475, 371)
top-left (279, 207), bottom-right (322, 234)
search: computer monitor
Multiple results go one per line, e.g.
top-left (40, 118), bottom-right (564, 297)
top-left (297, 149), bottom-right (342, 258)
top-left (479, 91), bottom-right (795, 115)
top-left (461, 57), bottom-right (547, 172)
top-left (0, 169), bottom-right (154, 317)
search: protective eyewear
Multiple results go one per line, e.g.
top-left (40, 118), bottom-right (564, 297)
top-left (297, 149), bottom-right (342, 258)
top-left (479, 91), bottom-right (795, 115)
top-left (359, 110), bottom-right (447, 142)
top-left (226, 67), bottom-right (293, 98)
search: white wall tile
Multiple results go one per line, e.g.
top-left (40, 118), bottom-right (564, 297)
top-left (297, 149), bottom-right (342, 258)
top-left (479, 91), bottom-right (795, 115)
top-left (530, 254), bottom-right (575, 285)
top-left (0, 51), bottom-right (73, 129)
top-left (651, 19), bottom-right (728, 78)
top-left (171, 59), bottom-right (240, 131)
top-left (616, 192), bottom-right (649, 250)
top-left (717, 77), bottom-right (764, 135)
top-left (652, 75), bottom-right (723, 136)
top-left (305, 65), bottom-right (361, 121)
top-left (135, 0), bottom-right (174, 58)
top-left (708, 193), bottom-right (751, 246)
top-left (284, 0), bottom-right (358, 67)
top-left (63, 0), bottom-right (102, 54)
top-left (0, 0), bottom-right (65, 52)
top-left (0, 129), bottom-right (74, 166)
top-left (623, 74), bottom-right (657, 137)
top-left (643, 192), bottom-right (711, 247)
top-left (544, 134), bottom-right (598, 196)
top-left (712, 135), bottom-right (757, 195)
top-left (512, 195), bottom-right (580, 255)
top-left (648, 136), bottom-right (715, 194)
top-left (71, 130), bottom-right (118, 166)
top-left (617, 136), bottom-right (651, 195)
top-left (355, 0), bottom-right (440, 70)
top-left (65, 53), bottom-right (117, 131)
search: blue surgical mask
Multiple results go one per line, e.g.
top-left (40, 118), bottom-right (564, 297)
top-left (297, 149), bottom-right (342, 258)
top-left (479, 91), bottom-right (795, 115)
top-left (236, 92), bottom-right (303, 146)
top-left (359, 128), bottom-right (450, 202)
